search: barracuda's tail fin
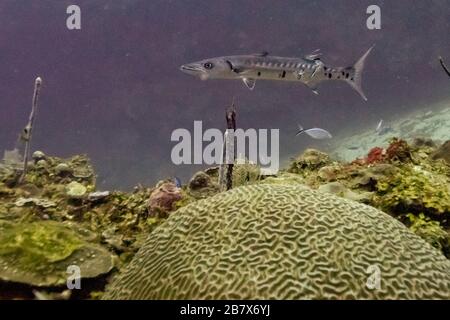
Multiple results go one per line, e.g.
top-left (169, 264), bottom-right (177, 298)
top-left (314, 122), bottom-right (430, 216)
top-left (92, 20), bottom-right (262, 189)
top-left (345, 46), bottom-right (374, 101)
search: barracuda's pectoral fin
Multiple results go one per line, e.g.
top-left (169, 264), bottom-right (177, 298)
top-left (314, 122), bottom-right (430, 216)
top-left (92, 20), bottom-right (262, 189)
top-left (296, 70), bottom-right (320, 95)
top-left (232, 67), bottom-right (252, 75)
top-left (242, 78), bottom-right (256, 90)
top-left (304, 81), bottom-right (319, 95)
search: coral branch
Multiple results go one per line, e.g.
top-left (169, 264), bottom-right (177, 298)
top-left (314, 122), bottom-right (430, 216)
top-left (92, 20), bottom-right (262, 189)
top-left (218, 97), bottom-right (236, 191)
top-left (439, 56), bottom-right (450, 78)
top-left (19, 77), bottom-right (42, 184)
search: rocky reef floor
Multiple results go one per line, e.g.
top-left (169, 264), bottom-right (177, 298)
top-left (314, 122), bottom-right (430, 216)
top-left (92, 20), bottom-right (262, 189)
top-left (0, 131), bottom-right (449, 299)
top-left (330, 100), bottom-right (450, 162)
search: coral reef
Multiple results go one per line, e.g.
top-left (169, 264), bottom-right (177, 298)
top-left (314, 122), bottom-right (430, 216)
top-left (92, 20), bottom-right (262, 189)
top-left (187, 171), bottom-right (220, 199)
top-left (288, 148), bottom-right (331, 173)
top-left (104, 184), bottom-right (450, 300)
top-left (0, 152), bottom-right (163, 299)
top-left (185, 161), bottom-right (261, 200)
top-left (330, 104), bottom-right (450, 162)
top-left (432, 140), bottom-right (450, 164)
top-left (0, 221), bottom-right (114, 287)
top-left (231, 160), bottom-right (261, 188)
top-left (1, 135), bottom-right (450, 299)
top-left (148, 181), bottom-right (182, 218)
top-left (267, 139), bottom-right (450, 258)
top-left (365, 147), bottom-right (385, 164)
top-left (406, 213), bottom-right (449, 255)
top-left (385, 138), bottom-right (412, 162)
top-left (373, 166), bottom-right (450, 216)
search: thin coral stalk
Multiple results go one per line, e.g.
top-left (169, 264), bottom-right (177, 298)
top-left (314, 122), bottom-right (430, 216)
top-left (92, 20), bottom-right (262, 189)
top-left (439, 56), bottom-right (450, 77)
top-left (218, 97), bottom-right (236, 191)
top-left (19, 77), bottom-right (42, 184)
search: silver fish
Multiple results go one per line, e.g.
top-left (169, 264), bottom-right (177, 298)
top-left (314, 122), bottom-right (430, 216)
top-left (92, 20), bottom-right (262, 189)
top-left (375, 119), bottom-right (383, 133)
top-left (375, 119), bottom-right (394, 136)
top-left (296, 124), bottom-right (332, 139)
top-left (180, 47), bottom-right (373, 100)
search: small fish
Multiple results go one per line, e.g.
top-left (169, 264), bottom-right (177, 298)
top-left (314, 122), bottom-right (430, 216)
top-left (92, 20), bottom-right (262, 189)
top-left (296, 124), bottom-right (332, 139)
top-left (375, 119), bottom-right (394, 136)
top-left (375, 119), bottom-right (383, 133)
top-left (180, 47), bottom-right (374, 100)
top-left (347, 146), bottom-right (360, 150)
top-left (174, 177), bottom-right (182, 188)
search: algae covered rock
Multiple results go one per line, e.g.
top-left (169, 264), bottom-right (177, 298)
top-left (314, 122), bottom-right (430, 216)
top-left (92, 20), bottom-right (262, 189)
top-left (349, 164), bottom-right (398, 188)
top-left (188, 171), bottom-right (212, 190)
top-left (289, 148), bottom-right (331, 173)
top-left (55, 163), bottom-right (73, 176)
top-left (148, 181), bottom-right (182, 217)
top-left (104, 184), bottom-right (450, 300)
top-left (14, 197), bottom-right (56, 209)
top-left (0, 221), bottom-right (115, 287)
top-left (432, 140), bottom-right (450, 164)
top-left (260, 172), bottom-right (305, 185)
top-left (31, 151), bottom-right (46, 162)
top-left (318, 182), bottom-right (372, 203)
top-left (406, 213), bottom-right (449, 254)
top-left (65, 181), bottom-right (87, 199)
top-left (187, 171), bottom-right (220, 199)
top-left (317, 164), bottom-right (342, 182)
top-left (374, 165), bottom-right (450, 216)
top-left (232, 161), bottom-right (261, 188)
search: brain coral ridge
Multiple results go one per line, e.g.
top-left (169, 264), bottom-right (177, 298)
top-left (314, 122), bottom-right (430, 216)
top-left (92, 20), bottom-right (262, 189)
top-left (104, 184), bottom-right (450, 300)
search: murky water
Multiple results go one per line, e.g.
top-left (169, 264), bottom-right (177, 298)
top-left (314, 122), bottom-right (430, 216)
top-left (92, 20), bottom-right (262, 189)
top-left (0, 1), bottom-right (449, 301)
top-left (0, 0), bottom-right (449, 189)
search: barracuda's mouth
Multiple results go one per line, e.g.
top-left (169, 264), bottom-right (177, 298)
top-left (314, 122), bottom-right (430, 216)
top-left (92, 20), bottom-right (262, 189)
top-left (180, 64), bottom-right (205, 74)
top-left (180, 64), bottom-right (209, 80)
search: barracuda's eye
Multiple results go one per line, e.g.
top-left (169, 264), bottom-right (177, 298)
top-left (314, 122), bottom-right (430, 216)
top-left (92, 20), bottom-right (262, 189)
top-left (203, 62), bottom-right (214, 69)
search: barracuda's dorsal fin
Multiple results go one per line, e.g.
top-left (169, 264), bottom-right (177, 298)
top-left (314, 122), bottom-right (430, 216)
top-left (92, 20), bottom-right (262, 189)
top-left (242, 78), bottom-right (256, 90)
top-left (252, 51), bottom-right (269, 57)
top-left (304, 49), bottom-right (321, 61)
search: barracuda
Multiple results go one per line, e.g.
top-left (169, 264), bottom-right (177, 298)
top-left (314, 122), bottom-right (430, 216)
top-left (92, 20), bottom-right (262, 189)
top-left (180, 46), bottom-right (373, 100)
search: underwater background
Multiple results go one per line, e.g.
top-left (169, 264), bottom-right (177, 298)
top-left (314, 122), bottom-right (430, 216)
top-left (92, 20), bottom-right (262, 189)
top-left (1, 0), bottom-right (450, 301)
top-left (1, 0), bottom-right (449, 190)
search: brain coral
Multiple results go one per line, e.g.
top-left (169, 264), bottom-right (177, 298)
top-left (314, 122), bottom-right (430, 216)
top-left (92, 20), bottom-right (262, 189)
top-left (104, 184), bottom-right (450, 299)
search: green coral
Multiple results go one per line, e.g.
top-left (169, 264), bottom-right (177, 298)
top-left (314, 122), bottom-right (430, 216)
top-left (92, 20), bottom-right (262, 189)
top-left (260, 171), bottom-right (305, 185)
top-left (406, 213), bottom-right (449, 255)
top-left (374, 165), bottom-right (450, 216)
top-left (0, 152), bottom-right (169, 296)
top-left (232, 161), bottom-right (261, 187)
top-left (288, 148), bottom-right (331, 174)
top-left (0, 221), bottom-right (115, 286)
top-left (0, 221), bottom-right (83, 268)
top-left (65, 181), bottom-right (87, 198)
